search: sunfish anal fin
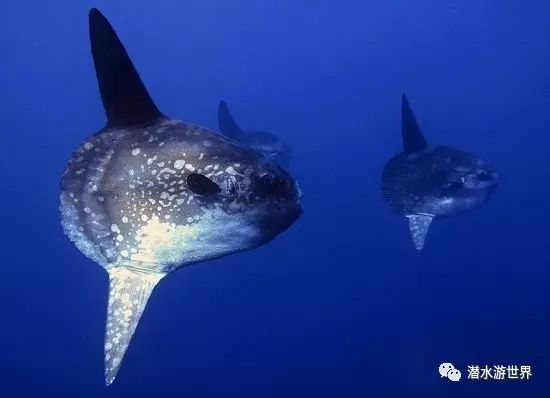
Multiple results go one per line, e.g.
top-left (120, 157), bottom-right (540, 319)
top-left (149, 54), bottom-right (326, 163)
top-left (405, 213), bottom-right (434, 251)
top-left (104, 267), bottom-right (164, 386)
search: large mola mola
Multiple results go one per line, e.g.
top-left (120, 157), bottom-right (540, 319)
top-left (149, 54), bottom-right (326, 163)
top-left (381, 94), bottom-right (498, 250)
top-left (60, 9), bottom-right (302, 385)
top-left (218, 100), bottom-right (292, 170)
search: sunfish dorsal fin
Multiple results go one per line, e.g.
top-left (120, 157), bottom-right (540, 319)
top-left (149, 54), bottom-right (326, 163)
top-left (89, 8), bottom-right (163, 128)
top-left (402, 93), bottom-right (428, 153)
top-left (218, 101), bottom-right (243, 139)
top-left (104, 267), bottom-right (164, 385)
top-left (405, 213), bottom-right (434, 250)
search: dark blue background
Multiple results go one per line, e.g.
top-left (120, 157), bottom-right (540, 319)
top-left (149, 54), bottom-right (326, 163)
top-left (1, 0), bottom-right (548, 396)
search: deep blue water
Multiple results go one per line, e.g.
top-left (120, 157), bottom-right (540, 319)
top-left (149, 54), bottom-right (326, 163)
top-left (1, 1), bottom-right (549, 397)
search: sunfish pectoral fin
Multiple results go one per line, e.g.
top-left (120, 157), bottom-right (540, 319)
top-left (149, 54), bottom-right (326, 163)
top-left (218, 100), bottom-right (243, 139)
top-left (104, 267), bottom-right (164, 386)
top-left (405, 213), bottom-right (434, 250)
top-left (89, 8), bottom-right (164, 128)
top-left (401, 93), bottom-right (428, 154)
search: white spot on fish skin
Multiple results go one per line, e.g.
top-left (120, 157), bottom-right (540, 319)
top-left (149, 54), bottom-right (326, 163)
top-left (111, 224), bottom-right (121, 234)
top-left (84, 207), bottom-right (91, 213)
top-left (129, 170), bottom-right (135, 176)
top-left (120, 250), bottom-right (129, 257)
top-left (157, 168), bottom-right (176, 180)
top-left (122, 217), bottom-right (129, 223)
top-left (116, 235), bottom-right (124, 242)
top-left (131, 148), bottom-right (141, 156)
top-left (199, 153), bottom-right (204, 160)
top-left (157, 162), bottom-right (165, 167)
top-left (141, 214), bottom-right (149, 222)
top-left (84, 142), bottom-right (93, 150)
top-left (187, 217), bottom-right (193, 223)
top-left (184, 164), bottom-right (196, 172)
top-left (225, 166), bottom-right (239, 175)
top-left (174, 159), bottom-right (185, 170)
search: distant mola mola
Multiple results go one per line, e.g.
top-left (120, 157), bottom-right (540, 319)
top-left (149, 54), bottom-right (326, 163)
top-left (381, 94), bottom-right (498, 250)
top-left (60, 9), bottom-right (302, 385)
top-left (218, 100), bottom-right (292, 170)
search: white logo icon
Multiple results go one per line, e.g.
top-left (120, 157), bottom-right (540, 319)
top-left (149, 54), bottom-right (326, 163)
top-left (439, 362), bottom-right (462, 382)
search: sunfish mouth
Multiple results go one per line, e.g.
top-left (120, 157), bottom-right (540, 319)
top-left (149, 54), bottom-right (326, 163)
top-left (295, 181), bottom-right (304, 202)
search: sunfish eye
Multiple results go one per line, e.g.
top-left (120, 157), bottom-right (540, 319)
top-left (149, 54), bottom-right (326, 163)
top-left (477, 170), bottom-right (491, 180)
top-left (260, 173), bottom-right (275, 186)
top-left (186, 173), bottom-right (221, 196)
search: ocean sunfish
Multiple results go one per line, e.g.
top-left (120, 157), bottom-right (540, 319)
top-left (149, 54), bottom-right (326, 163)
top-left (381, 94), bottom-right (498, 250)
top-left (60, 9), bottom-right (302, 385)
top-left (218, 100), bottom-right (291, 169)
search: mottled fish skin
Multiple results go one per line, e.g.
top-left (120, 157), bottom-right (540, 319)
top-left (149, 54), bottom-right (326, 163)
top-left (60, 118), bottom-right (302, 274)
top-left (381, 146), bottom-right (497, 218)
top-left (60, 117), bottom-right (302, 385)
